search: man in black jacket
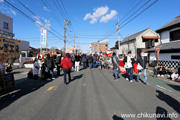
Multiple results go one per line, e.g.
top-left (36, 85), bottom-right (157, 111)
top-left (137, 51), bottom-right (148, 84)
top-left (56, 51), bottom-right (61, 76)
top-left (112, 52), bottom-right (120, 80)
top-left (75, 53), bottom-right (81, 72)
top-left (44, 54), bottom-right (55, 80)
top-left (88, 54), bottom-right (93, 69)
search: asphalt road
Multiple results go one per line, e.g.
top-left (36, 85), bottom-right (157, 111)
top-left (0, 67), bottom-right (180, 120)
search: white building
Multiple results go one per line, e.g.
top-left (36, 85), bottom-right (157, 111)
top-left (0, 13), bottom-right (14, 38)
top-left (120, 28), bottom-right (160, 58)
top-left (19, 40), bottom-right (29, 57)
top-left (148, 16), bottom-right (180, 69)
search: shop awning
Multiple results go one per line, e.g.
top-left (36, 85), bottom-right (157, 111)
top-left (142, 36), bottom-right (160, 39)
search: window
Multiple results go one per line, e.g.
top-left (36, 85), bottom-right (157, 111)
top-left (170, 29), bottom-right (180, 41)
top-left (145, 39), bottom-right (155, 49)
top-left (171, 55), bottom-right (180, 60)
top-left (3, 22), bottom-right (9, 30)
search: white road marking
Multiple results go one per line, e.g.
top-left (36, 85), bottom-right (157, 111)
top-left (156, 85), bottom-right (172, 92)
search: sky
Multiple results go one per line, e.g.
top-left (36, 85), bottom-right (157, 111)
top-left (0, 0), bottom-right (180, 53)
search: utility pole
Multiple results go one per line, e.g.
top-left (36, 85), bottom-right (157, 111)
top-left (64, 19), bottom-right (71, 52)
top-left (40, 29), bottom-right (42, 54)
top-left (64, 19), bottom-right (66, 52)
top-left (117, 19), bottom-right (120, 50)
top-left (73, 33), bottom-right (75, 49)
top-left (97, 35), bottom-right (99, 54)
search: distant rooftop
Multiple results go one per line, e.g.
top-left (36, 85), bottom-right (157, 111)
top-left (156, 16), bottom-right (180, 33)
top-left (121, 28), bottom-right (149, 43)
top-left (148, 40), bottom-right (180, 51)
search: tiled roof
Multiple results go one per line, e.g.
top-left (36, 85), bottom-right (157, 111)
top-left (156, 16), bottom-right (180, 33)
top-left (148, 40), bottom-right (180, 51)
top-left (121, 28), bottom-right (149, 43)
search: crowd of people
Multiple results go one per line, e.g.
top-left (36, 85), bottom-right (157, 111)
top-left (153, 64), bottom-right (180, 81)
top-left (27, 50), bottom-right (180, 85)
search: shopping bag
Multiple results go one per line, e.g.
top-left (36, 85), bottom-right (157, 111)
top-left (45, 67), bottom-right (49, 72)
top-left (137, 63), bottom-right (143, 70)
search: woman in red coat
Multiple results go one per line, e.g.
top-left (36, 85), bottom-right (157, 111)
top-left (61, 53), bottom-right (72, 85)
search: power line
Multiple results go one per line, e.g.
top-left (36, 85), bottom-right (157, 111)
top-left (120, 0), bottom-right (143, 21)
top-left (52, 0), bottom-right (66, 19)
top-left (3, 0), bottom-right (63, 41)
top-left (17, 0), bottom-right (63, 38)
top-left (120, 0), bottom-right (159, 29)
top-left (120, 0), bottom-right (151, 26)
top-left (41, 0), bottom-right (64, 28)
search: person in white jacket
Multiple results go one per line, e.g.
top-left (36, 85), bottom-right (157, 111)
top-left (33, 58), bottom-right (40, 80)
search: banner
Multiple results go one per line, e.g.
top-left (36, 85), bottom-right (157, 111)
top-left (42, 29), bottom-right (47, 47)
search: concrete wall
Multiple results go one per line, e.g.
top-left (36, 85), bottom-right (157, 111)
top-left (150, 52), bottom-right (180, 62)
top-left (160, 27), bottom-right (180, 43)
top-left (19, 40), bottom-right (29, 51)
top-left (120, 40), bottom-right (136, 57)
top-left (136, 29), bottom-right (160, 48)
top-left (160, 31), bottom-right (169, 43)
top-left (0, 13), bottom-right (13, 33)
top-left (150, 52), bottom-right (156, 61)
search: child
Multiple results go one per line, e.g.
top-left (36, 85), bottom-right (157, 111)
top-left (171, 71), bottom-right (178, 81)
top-left (153, 66), bottom-right (158, 77)
top-left (98, 59), bottom-right (103, 70)
top-left (166, 67), bottom-right (173, 79)
top-left (6, 63), bottom-right (13, 73)
top-left (27, 69), bottom-right (33, 80)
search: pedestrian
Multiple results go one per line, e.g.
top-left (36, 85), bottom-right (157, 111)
top-left (75, 53), bottom-right (81, 72)
top-left (153, 66), bottom-right (158, 77)
top-left (112, 52), bottom-right (120, 80)
top-left (27, 68), bottom-right (33, 80)
top-left (44, 53), bottom-right (55, 81)
top-left (33, 58), bottom-right (40, 80)
top-left (72, 55), bottom-right (75, 70)
top-left (38, 56), bottom-right (42, 78)
top-left (123, 50), bottom-right (135, 82)
top-left (61, 53), bottom-right (72, 85)
top-left (93, 54), bottom-right (97, 68)
top-left (137, 51), bottom-right (148, 84)
top-left (82, 54), bottom-right (87, 69)
top-left (157, 65), bottom-right (166, 77)
top-left (6, 63), bottom-right (13, 73)
top-left (98, 58), bottom-right (103, 70)
top-left (104, 55), bottom-right (109, 69)
top-left (56, 51), bottom-right (62, 76)
top-left (88, 54), bottom-right (93, 69)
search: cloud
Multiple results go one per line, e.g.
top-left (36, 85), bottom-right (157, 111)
top-left (83, 6), bottom-right (109, 24)
top-left (33, 16), bottom-right (51, 30)
top-left (99, 39), bottom-right (109, 43)
top-left (0, 5), bottom-right (17, 16)
top-left (35, 21), bottom-right (42, 27)
top-left (0, 0), bottom-right (4, 2)
top-left (11, 9), bottom-right (16, 15)
top-left (100, 10), bottom-right (117, 23)
top-left (33, 15), bottom-right (40, 20)
top-left (43, 6), bottom-right (51, 12)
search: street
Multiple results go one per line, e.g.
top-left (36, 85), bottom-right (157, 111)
top-left (0, 68), bottom-right (180, 120)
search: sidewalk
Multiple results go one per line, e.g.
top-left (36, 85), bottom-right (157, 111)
top-left (146, 66), bottom-right (180, 85)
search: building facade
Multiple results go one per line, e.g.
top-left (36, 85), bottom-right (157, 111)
top-left (91, 42), bottom-right (109, 53)
top-left (0, 13), bottom-right (14, 38)
top-left (120, 28), bottom-right (160, 57)
top-left (148, 16), bottom-right (180, 69)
